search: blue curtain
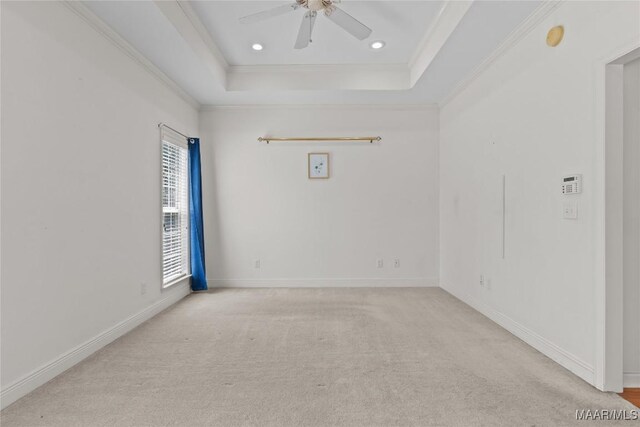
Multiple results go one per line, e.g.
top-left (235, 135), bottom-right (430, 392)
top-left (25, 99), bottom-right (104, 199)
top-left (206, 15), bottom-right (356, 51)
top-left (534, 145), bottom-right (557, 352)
top-left (188, 138), bottom-right (208, 291)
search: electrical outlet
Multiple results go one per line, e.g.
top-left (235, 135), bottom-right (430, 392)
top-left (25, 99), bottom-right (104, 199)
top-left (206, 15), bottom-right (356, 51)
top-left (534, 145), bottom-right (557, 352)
top-left (394, 259), bottom-right (400, 268)
top-left (140, 283), bottom-right (147, 295)
top-left (254, 259), bottom-right (261, 269)
top-left (376, 259), bottom-right (384, 268)
top-left (479, 275), bottom-right (484, 287)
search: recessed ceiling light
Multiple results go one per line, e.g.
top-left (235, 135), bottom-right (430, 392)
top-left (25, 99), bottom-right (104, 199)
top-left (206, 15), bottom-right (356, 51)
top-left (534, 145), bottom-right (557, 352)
top-left (370, 40), bottom-right (385, 50)
top-left (251, 43), bottom-right (264, 51)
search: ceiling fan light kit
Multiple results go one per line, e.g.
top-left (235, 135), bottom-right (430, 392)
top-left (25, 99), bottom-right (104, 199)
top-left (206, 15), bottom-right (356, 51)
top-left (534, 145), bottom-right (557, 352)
top-left (240, 0), bottom-right (373, 49)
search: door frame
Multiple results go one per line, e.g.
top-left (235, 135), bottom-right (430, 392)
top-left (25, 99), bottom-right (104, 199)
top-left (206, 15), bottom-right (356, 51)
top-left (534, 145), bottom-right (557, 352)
top-left (595, 41), bottom-right (640, 392)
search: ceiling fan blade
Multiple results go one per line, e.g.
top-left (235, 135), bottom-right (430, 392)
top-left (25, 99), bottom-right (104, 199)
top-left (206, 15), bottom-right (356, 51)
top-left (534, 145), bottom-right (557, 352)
top-left (239, 3), bottom-right (300, 25)
top-left (294, 11), bottom-right (317, 49)
top-left (324, 6), bottom-right (372, 40)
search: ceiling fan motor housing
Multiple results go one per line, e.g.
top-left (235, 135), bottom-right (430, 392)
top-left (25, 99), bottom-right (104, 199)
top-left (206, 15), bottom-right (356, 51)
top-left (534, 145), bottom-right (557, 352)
top-left (240, 0), bottom-right (369, 47)
top-left (297, 0), bottom-right (333, 12)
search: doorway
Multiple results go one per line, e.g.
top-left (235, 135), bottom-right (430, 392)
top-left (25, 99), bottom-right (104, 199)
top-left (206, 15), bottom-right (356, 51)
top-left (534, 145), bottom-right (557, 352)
top-left (602, 47), bottom-right (640, 399)
top-left (622, 56), bottom-right (640, 394)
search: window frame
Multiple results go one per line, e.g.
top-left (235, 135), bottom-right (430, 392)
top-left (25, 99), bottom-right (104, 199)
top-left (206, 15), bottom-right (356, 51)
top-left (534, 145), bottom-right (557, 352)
top-left (160, 128), bottom-right (191, 289)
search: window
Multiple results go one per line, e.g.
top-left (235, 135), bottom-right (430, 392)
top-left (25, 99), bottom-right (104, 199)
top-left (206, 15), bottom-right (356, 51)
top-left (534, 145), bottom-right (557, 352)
top-left (161, 128), bottom-right (189, 286)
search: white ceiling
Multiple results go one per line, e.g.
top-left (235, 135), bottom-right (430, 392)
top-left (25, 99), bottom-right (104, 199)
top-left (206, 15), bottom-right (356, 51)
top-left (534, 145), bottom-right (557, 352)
top-left (190, 1), bottom-right (445, 65)
top-left (80, 1), bottom-right (542, 106)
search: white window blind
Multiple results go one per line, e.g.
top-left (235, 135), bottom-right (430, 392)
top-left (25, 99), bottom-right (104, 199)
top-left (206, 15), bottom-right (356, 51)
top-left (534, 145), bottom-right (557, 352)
top-left (161, 127), bottom-right (189, 285)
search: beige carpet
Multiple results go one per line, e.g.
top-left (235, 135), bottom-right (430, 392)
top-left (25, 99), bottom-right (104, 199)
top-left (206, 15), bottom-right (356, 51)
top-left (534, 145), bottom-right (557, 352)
top-left (1, 288), bottom-right (635, 426)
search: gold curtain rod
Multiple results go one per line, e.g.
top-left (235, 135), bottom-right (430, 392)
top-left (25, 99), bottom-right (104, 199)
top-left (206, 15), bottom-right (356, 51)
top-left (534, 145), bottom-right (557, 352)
top-left (258, 136), bottom-right (382, 144)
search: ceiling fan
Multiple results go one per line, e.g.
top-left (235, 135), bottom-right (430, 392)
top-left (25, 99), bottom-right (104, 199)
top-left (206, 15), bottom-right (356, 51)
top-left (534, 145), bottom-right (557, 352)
top-left (239, 0), bottom-right (373, 49)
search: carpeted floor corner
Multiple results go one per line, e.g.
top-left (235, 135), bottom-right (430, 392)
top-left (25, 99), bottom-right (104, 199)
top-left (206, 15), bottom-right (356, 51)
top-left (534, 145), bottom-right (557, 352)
top-left (0, 288), bottom-right (635, 426)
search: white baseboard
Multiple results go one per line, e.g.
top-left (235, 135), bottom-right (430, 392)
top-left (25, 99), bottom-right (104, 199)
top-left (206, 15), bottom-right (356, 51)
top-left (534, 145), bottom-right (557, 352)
top-left (624, 373), bottom-right (640, 388)
top-left (441, 283), bottom-right (596, 386)
top-left (209, 277), bottom-right (439, 288)
top-left (0, 282), bottom-right (190, 410)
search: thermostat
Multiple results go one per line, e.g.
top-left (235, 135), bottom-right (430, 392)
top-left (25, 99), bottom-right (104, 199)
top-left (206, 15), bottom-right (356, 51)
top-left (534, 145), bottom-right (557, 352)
top-left (562, 174), bottom-right (582, 194)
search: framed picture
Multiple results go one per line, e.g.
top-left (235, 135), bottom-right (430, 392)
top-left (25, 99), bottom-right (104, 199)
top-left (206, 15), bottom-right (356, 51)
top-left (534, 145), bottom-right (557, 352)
top-left (308, 153), bottom-right (330, 179)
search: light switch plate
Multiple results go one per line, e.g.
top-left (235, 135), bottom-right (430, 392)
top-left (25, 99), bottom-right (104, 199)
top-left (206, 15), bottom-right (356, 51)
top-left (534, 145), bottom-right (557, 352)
top-left (563, 202), bottom-right (578, 219)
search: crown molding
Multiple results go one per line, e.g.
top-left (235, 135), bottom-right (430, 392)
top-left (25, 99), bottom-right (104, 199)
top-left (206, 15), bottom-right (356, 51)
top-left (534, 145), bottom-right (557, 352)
top-left (408, 1), bottom-right (473, 87)
top-left (62, 1), bottom-right (200, 110)
top-left (176, 0), bottom-right (229, 69)
top-left (227, 64), bottom-right (410, 91)
top-left (154, 0), bottom-right (227, 88)
top-left (228, 63), bottom-right (407, 74)
top-left (408, 1), bottom-right (448, 69)
top-left (439, 0), bottom-right (564, 109)
top-left (199, 104), bottom-right (439, 112)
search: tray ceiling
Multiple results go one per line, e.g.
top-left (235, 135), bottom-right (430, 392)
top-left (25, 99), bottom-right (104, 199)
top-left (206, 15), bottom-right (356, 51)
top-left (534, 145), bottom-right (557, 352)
top-left (79, 1), bottom-right (543, 106)
top-left (190, 1), bottom-right (445, 66)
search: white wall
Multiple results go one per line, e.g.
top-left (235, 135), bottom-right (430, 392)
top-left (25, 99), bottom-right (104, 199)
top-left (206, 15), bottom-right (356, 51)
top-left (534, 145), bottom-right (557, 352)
top-left (199, 106), bottom-right (439, 287)
top-left (623, 57), bottom-right (640, 386)
top-left (439, 0), bottom-right (640, 387)
top-left (1, 1), bottom-right (198, 406)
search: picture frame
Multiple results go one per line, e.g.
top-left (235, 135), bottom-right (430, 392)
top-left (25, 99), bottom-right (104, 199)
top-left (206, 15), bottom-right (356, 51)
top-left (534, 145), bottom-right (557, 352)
top-left (308, 153), bottom-right (330, 179)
